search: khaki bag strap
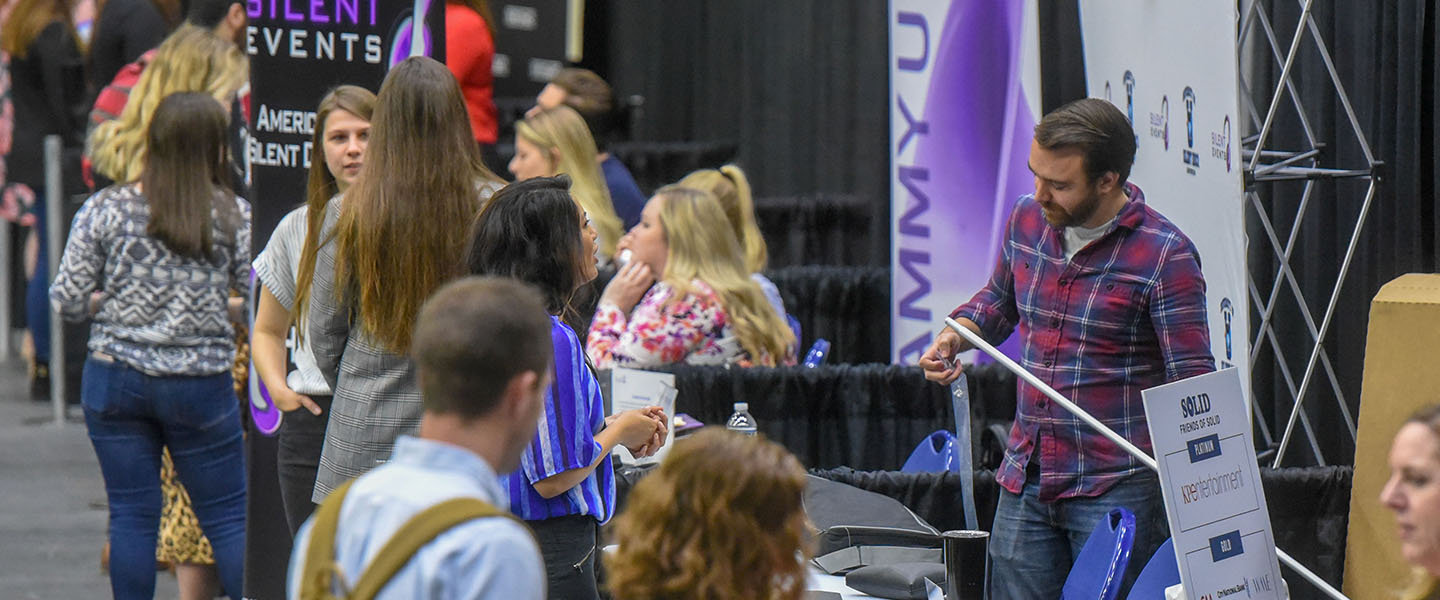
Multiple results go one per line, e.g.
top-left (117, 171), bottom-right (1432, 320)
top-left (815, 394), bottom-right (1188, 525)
top-left (299, 478), bottom-right (358, 600)
top-left (345, 497), bottom-right (512, 600)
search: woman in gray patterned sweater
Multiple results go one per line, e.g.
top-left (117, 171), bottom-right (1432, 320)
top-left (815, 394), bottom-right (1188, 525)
top-left (50, 92), bottom-right (250, 600)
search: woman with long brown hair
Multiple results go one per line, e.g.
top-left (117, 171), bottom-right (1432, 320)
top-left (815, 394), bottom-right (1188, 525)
top-left (50, 91), bottom-right (249, 600)
top-left (607, 427), bottom-right (810, 600)
top-left (304, 56), bottom-right (505, 501)
top-left (251, 84), bottom-right (374, 534)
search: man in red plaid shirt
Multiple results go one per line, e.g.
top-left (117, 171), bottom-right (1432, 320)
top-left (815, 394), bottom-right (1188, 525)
top-left (920, 98), bottom-right (1215, 598)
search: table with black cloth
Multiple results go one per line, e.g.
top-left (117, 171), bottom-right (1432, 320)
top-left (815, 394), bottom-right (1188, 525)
top-left (664, 363), bottom-right (1016, 471)
top-left (610, 465), bottom-right (1353, 600)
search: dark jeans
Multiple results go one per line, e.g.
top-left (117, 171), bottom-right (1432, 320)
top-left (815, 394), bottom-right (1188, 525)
top-left (988, 467), bottom-right (1166, 599)
top-left (530, 514), bottom-right (600, 600)
top-left (276, 394), bottom-right (332, 535)
top-left (81, 356), bottom-right (247, 600)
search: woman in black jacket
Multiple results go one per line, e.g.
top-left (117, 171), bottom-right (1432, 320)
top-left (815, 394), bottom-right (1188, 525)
top-left (2, 0), bottom-right (86, 393)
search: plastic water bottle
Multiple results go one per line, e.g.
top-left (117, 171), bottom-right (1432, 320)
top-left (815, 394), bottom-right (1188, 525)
top-left (726, 402), bottom-right (757, 436)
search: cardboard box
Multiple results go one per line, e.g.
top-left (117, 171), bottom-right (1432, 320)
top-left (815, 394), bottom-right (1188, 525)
top-left (1345, 273), bottom-right (1440, 597)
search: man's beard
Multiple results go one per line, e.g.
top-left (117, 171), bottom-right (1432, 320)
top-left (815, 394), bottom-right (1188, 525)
top-left (1041, 186), bottom-right (1104, 228)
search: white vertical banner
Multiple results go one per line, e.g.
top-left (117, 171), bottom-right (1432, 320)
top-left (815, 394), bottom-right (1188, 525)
top-left (1078, 2), bottom-right (1249, 403)
top-left (889, 0), bottom-right (1041, 364)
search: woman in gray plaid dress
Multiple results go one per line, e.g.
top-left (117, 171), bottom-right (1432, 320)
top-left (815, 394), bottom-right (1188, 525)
top-left (299, 56), bottom-right (506, 501)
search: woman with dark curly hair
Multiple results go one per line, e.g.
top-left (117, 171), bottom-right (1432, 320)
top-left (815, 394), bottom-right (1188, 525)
top-left (606, 427), bottom-right (810, 600)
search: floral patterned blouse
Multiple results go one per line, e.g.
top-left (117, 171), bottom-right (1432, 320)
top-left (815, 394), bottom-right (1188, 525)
top-left (587, 279), bottom-right (763, 369)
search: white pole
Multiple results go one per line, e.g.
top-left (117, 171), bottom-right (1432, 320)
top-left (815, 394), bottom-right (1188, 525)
top-left (44, 136), bottom-right (65, 426)
top-left (943, 318), bottom-right (1349, 600)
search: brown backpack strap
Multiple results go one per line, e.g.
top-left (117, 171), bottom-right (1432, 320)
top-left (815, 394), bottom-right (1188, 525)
top-left (345, 497), bottom-right (511, 600)
top-left (299, 478), bottom-right (357, 600)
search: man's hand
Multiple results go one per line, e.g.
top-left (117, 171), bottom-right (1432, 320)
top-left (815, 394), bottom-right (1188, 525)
top-left (919, 328), bottom-right (965, 385)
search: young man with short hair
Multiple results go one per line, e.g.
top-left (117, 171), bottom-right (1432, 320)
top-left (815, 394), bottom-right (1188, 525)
top-left (287, 277), bottom-right (551, 599)
top-left (920, 98), bottom-right (1215, 597)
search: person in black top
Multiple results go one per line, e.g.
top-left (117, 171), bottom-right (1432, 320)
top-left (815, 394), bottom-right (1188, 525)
top-left (2, 0), bottom-right (87, 396)
top-left (87, 0), bottom-right (178, 98)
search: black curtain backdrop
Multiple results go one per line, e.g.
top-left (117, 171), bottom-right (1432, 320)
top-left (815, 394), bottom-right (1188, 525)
top-left (586, 0), bottom-right (890, 267)
top-left (756, 195), bottom-right (875, 268)
top-left (1245, 1), bottom-right (1440, 466)
top-left (767, 265), bottom-right (889, 364)
top-left (1035, 1), bottom-right (1440, 466)
top-left (663, 363), bottom-right (1017, 470)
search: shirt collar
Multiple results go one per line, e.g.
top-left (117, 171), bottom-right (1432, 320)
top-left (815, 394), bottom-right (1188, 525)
top-left (1112, 182), bottom-right (1147, 231)
top-left (388, 435), bottom-right (509, 509)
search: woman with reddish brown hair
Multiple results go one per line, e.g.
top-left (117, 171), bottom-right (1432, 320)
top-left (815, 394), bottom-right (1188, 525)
top-left (607, 427), bottom-right (810, 600)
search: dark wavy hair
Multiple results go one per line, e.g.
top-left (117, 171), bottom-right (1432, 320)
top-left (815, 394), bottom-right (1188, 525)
top-left (465, 175), bottom-right (590, 316)
top-left (606, 427), bottom-right (811, 600)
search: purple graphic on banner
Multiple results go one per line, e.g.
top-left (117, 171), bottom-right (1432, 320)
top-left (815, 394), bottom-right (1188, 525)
top-left (893, 0), bottom-right (1033, 363)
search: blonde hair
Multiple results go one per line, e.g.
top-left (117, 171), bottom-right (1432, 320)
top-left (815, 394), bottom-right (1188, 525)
top-left (606, 428), bottom-right (810, 600)
top-left (515, 105), bottom-right (622, 258)
top-left (1, 0), bottom-right (73, 58)
top-left (656, 186), bottom-right (793, 365)
top-left (88, 24), bottom-right (247, 183)
top-left (1401, 571), bottom-right (1439, 600)
top-left (678, 164), bottom-right (768, 274)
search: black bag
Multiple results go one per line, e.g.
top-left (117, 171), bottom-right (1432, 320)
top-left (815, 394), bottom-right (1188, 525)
top-left (804, 475), bottom-right (943, 574)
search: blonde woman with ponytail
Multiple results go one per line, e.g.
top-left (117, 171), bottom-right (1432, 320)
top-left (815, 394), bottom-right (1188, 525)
top-left (509, 105), bottom-right (623, 260)
top-left (677, 164), bottom-right (788, 320)
top-left (87, 24), bottom-right (247, 185)
top-left (588, 186), bottom-right (796, 369)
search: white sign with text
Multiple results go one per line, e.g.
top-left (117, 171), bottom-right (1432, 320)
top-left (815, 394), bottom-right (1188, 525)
top-left (1143, 369), bottom-right (1283, 600)
top-left (609, 368), bottom-right (677, 466)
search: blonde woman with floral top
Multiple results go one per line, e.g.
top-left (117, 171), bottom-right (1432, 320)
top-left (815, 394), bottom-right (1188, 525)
top-left (587, 185), bottom-right (795, 369)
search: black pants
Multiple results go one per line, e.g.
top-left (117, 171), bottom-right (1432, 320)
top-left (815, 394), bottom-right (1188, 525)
top-left (276, 394), bottom-right (332, 535)
top-left (529, 514), bottom-right (601, 600)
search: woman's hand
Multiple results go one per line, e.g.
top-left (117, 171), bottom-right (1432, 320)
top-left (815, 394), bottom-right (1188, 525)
top-left (272, 386), bottom-right (323, 415)
top-left (610, 408), bottom-right (666, 454)
top-left (628, 406), bottom-right (670, 458)
top-left (599, 261), bottom-right (655, 314)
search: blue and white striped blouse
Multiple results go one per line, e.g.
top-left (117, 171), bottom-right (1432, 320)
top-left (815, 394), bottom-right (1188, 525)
top-left (503, 316), bottom-right (614, 523)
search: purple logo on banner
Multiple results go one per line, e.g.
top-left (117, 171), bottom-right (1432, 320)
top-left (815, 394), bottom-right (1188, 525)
top-left (892, 0), bottom-right (1033, 363)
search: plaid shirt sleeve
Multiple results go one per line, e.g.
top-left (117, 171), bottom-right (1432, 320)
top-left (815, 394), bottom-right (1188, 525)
top-left (1149, 229), bottom-right (1215, 382)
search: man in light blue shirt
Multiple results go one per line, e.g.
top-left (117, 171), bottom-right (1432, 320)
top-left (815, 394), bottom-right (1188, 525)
top-left (288, 277), bottom-right (554, 599)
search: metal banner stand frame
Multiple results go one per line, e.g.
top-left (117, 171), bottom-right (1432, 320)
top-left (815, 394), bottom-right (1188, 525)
top-left (945, 318), bottom-right (1349, 600)
top-left (1238, 0), bottom-right (1380, 469)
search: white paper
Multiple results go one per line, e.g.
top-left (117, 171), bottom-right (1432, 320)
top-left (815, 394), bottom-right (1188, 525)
top-left (610, 368), bottom-right (677, 466)
top-left (1143, 369), bottom-right (1284, 600)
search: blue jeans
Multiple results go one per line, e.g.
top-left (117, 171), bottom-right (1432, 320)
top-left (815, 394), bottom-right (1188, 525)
top-left (81, 357), bottom-right (247, 599)
top-left (988, 469), bottom-right (1167, 599)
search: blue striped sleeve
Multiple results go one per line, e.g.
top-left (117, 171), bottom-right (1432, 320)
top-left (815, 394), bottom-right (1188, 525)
top-left (505, 318), bottom-right (613, 521)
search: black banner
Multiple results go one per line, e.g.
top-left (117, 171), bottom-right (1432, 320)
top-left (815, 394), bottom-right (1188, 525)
top-left (491, 0), bottom-right (571, 100)
top-left (240, 3), bottom-right (445, 598)
top-left (244, 0), bottom-right (446, 252)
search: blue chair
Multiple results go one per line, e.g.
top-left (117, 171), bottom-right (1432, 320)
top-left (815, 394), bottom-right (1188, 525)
top-left (901, 430), bottom-right (959, 473)
top-left (1125, 538), bottom-right (1179, 599)
top-left (1061, 507), bottom-right (1136, 600)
